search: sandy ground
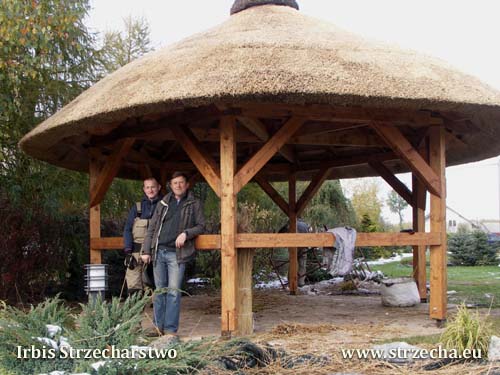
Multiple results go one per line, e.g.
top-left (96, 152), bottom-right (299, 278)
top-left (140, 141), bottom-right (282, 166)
top-left (141, 285), bottom-right (446, 342)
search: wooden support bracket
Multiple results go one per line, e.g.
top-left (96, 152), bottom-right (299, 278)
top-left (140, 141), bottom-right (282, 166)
top-left (171, 124), bottom-right (221, 197)
top-left (234, 117), bottom-right (304, 193)
top-left (253, 174), bottom-right (289, 215)
top-left (238, 116), bottom-right (295, 162)
top-left (89, 138), bottom-right (135, 207)
top-left (369, 161), bottom-right (413, 205)
top-left (370, 121), bottom-right (441, 197)
top-left (296, 167), bottom-right (333, 215)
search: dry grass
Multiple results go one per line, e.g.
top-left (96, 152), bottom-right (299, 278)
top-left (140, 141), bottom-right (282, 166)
top-left (270, 322), bottom-right (338, 336)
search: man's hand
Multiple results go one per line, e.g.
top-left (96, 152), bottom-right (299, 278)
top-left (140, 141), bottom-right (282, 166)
top-left (141, 254), bottom-right (151, 264)
top-left (175, 232), bottom-right (187, 248)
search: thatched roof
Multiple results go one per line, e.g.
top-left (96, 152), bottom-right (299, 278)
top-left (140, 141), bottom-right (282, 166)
top-left (19, 2), bottom-right (500, 181)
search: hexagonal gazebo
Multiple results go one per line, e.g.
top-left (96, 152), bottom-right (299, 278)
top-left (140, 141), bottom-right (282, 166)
top-left (20, 0), bottom-right (500, 336)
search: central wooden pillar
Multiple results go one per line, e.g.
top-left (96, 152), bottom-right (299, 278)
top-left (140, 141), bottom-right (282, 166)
top-left (288, 173), bottom-right (298, 294)
top-left (412, 173), bottom-right (427, 301)
top-left (89, 149), bottom-right (102, 264)
top-left (220, 116), bottom-right (238, 336)
top-left (429, 126), bottom-right (447, 322)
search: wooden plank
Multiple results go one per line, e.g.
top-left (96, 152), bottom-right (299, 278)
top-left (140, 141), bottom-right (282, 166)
top-left (171, 124), bottom-right (221, 197)
top-left (413, 172), bottom-right (427, 301)
top-left (370, 122), bottom-right (441, 197)
top-left (234, 117), bottom-right (304, 193)
top-left (294, 151), bottom-right (397, 172)
top-left (296, 167), bottom-right (332, 215)
top-left (91, 235), bottom-right (221, 250)
top-left (89, 138), bottom-right (135, 207)
top-left (369, 161), bottom-right (413, 205)
top-left (91, 232), bottom-right (439, 250)
top-left (288, 174), bottom-right (298, 295)
top-left (429, 126), bottom-right (447, 321)
top-left (89, 150), bottom-right (102, 264)
top-left (219, 116), bottom-right (238, 336)
top-left (253, 174), bottom-right (289, 215)
top-left (238, 117), bottom-right (295, 162)
top-left (232, 102), bottom-right (443, 126)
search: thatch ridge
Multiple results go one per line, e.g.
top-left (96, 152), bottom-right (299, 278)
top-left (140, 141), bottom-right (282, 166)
top-left (230, 0), bottom-right (299, 15)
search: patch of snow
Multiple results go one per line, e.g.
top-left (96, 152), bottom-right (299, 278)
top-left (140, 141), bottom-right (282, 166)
top-left (187, 277), bottom-right (210, 284)
top-left (46, 324), bottom-right (62, 338)
top-left (59, 336), bottom-right (72, 350)
top-left (447, 290), bottom-right (457, 295)
top-left (91, 361), bottom-right (107, 371)
top-left (34, 337), bottom-right (58, 350)
top-left (367, 253), bottom-right (413, 266)
top-left (255, 278), bottom-right (287, 289)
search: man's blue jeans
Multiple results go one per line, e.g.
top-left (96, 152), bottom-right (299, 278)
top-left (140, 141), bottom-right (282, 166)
top-left (153, 250), bottom-right (185, 333)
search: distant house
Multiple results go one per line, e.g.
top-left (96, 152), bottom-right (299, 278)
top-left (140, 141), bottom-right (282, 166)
top-left (426, 206), bottom-right (499, 234)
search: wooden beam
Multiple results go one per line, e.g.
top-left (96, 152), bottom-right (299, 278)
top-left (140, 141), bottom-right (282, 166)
top-left (90, 105), bottom-right (221, 146)
top-left (231, 102), bottom-right (443, 126)
top-left (139, 163), bottom-right (153, 180)
top-left (370, 122), bottom-right (441, 197)
top-left (89, 150), bottom-right (102, 264)
top-left (294, 151), bottom-right (397, 172)
top-left (253, 174), bottom-right (289, 215)
top-left (171, 124), bottom-right (221, 197)
top-left (291, 128), bottom-right (384, 147)
top-left (369, 161), bottom-right (413, 205)
top-left (90, 138), bottom-right (135, 208)
top-left (429, 126), bottom-right (447, 321)
top-left (234, 117), bottom-right (304, 193)
top-left (238, 117), bottom-right (295, 162)
top-left (219, 116), bottom-right (238, 336)
top-left (90, 232), bottom-right (439, 250)
top-left (296, 167), bottom-right (332, 215)
top-left (413, 172), bottom-right (427, 301)
top-left (288, 174), bottom-right (298, 295)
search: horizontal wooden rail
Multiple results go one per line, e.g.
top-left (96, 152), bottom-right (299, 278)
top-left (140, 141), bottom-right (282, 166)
top-left (90, 232), bottom-right (440, 250)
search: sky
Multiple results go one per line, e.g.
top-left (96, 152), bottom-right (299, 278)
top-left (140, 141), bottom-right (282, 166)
top-left (87, 0), bottom-right (500, 225)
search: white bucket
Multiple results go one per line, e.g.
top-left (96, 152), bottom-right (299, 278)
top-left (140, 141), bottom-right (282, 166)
top-left (380, 277), bottom-right (420, 307)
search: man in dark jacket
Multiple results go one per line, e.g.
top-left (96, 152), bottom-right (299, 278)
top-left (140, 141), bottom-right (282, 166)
top-left (123, 177), bottom-right (162, 295)
top-left (141, 172), bottom-right (205, 336)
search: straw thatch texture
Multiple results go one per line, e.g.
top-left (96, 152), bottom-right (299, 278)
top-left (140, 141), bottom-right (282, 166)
top-left (19, 4), bottom-right (500, 179)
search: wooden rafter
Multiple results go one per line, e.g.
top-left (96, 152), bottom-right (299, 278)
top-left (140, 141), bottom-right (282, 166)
top-left (253, 174), bottom-right (289, 215)
top-left (370, 121), bottom-right (441, 197)
top-left (171, 124), bottom-right (221, 197)
top-left (234, 117), bottom-right (304, 193)
top-left (369, 161), bottom-right (413, 205)
top-left (296, 167), bottom-right (332, 215)
top-left (90, 106), bottom-right (221, 146)
top-left (238, 117), bottom-right (295, 162)
top-left (89, 138), bottom-right (135, 207)
top-left (229, 102), bottom-right (443, 126)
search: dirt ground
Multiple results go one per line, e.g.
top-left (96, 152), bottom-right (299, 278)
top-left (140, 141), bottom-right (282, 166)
top-left (142, 284), bottom-right (445, 341)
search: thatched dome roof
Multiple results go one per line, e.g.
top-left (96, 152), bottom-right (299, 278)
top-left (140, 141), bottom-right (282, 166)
top-left (19, 1), bottom-right (500, 180)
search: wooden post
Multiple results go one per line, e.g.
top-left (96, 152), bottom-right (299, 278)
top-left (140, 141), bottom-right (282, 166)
top-left (288, 173), bottom-right (298, 295)
top-left (237, 248), bottom-right (254, 335)
top-left (220, 116), bottom-right (238, 336)
top-left (429, 126), bottom-right (447, 322)
top-left (89, 149), bottom-right (102, 264)
top-left (412, 173), bottom-right (427, 301)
